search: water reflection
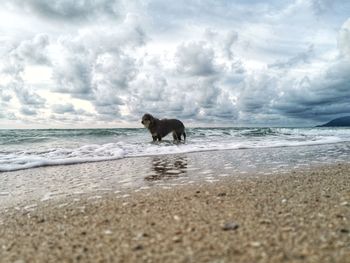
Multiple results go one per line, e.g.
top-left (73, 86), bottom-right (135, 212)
top-left (145, 156), bottom-right (188, 181)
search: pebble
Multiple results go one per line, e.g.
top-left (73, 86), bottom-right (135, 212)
top-left (250, 241), bottom-right (261, 247)
top-left (259, 219), bottom-right (271, 224)
top-left (104, 230), bottom-right (112, 235)
top-left (222, 222), bottom-right (239, 231)
top-left (37, 218), bottom-right (45, 223)
top-left (218, 192), bottom-right (226, 197)
top-left (172, 236), bottom-right (182, 243)
top-left (133, 244), bottom-right (143, 251)
top-left (166, 170), bottom-right (182, 174)
top-left (23, 204), bottom-right (38, 211)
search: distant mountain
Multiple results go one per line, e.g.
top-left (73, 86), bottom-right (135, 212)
top-left (317, 116), bottom-right (350, 127)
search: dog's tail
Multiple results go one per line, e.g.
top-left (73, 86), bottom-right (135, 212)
top-left (183, 132), bottom-right (186, 141)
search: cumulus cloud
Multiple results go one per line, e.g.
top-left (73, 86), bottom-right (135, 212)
top-left (175, 42), bottom-right (218, 76)
top-left (0, 87), bottom-right (12, 102)
top-left (0, 33), bottom-right (48, 124)
top-left (14, 86), bottom-right (46, 107)
top-left (51, 103), bottom-right (75, 114)
top-left (1, 0), bottom-right (350, 127)
top-left (20, 106), bottom-right (37, 116)
top-left (51, 42), bottom-right (92, 97)
top-left (46, 13), bottom-right (145, 121)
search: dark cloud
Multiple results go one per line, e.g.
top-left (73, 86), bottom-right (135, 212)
top-left (11, 0), bottom-right (122, 22)
top-left (237, 73), bottom-right (277, 114)
top-left (237, 56), bottom-right (350, 124)
top-left (20, 107), bottom-right (37, 116)
top-left (14, 86), bottom-right (46, 107)
top-left (51, 103), bottom-right (75, 114)
top-left (51, 47), bottom-right (93, 97)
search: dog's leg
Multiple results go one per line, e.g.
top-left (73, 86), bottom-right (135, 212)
top-left (157, 135), bottom-right (162, 141)
top-left (152, 136), bottom-right (157, 142)
top-left (183, 132), bottom-right (186, 141)
top-left (176, 132), bottom-right (182, 141)
top-left (172, 131), bottom-right (178, 141)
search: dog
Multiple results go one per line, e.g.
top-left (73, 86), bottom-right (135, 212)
top-left (141, 113), bottom-right (186, 142)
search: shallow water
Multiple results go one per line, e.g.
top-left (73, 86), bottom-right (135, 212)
top-left (1, 142), bottom-right (350, 210)
top-left (1, 127), bottom-right (350, 172)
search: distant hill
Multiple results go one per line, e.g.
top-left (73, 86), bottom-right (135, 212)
top-left (317, 116), bottom-right (350, 127)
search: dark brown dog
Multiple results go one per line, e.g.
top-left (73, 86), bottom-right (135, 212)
top-left (141, 113), bottom-right (186, 142)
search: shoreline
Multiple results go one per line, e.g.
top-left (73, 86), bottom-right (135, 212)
top-left (1, 163), bottom-right (349, 262)
top-left (1, 140), bottom-right (349, 174)
top-left (2, 143), bottom-right (350, 211)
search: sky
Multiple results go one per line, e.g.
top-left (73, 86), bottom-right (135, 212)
top-left (0, 0), bottom-right (350, 128)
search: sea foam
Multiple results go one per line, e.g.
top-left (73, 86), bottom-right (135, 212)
top-left (1, 127), bottom-right (350, 172)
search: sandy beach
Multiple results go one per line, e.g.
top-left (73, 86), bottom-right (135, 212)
top-left (0, 161), bottom-right (349, 263)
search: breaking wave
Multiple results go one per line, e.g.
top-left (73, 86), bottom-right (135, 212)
top-left (1, 127), bottom-right (350, 172)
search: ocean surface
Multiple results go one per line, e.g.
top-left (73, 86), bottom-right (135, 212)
top-left (1, 127), bottom-right (350, 172)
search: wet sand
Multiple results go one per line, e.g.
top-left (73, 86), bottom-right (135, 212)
top-left (0, 163), bottom-right (349, 263)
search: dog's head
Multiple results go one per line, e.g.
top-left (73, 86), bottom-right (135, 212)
top-left (141, 113), bottom-right (155, 128)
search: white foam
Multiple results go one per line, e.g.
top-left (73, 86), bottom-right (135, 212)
top-left (0, 145), bottom-right (125, 172)
top-left (1, 128), bottom-right (350, 172)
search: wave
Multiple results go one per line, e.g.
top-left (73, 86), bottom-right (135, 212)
top-left (0, 129), bottom-right (143, 145)
top-left (1, 130), bottom-right (349, 172)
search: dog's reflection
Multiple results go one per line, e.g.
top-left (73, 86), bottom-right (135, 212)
top-left (145, 156), bottom-right (188, 181)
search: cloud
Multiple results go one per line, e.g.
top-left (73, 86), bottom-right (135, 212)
top-left (51, 42), bottom-right (93, 97)
top-left (175, 42), bottom-right (218, 76)
top-left (1, 1), bottom-right (350, 127)
top-left (1, 34), bottom-right (50, 75)
top-left (40, 13), bottom-right (145, 121)
top-left (51, 103), bottom-right (75, 114)
top-left (15, 34), bottom-right (50, 65)
top-left (0, 34), bottom-right (48, 121)
top-left (20, 106), bottom-right (37, 116)
top-left (309, 0), bottom-right (333, 15)
top-left (0, 87), bottom-right (12, 102)
top-left (237, 74), bottom-right (273, 114)
top-left (272, 20), bottom-right (350, 121)
top-left (269, 44), bottom-right (315, 69)
top-left (93, 51), bottom-right (138, 94)
top-left (14, 86), bottom-right (46, 107)
top-left (9, 0), bottom-right (122, 22)
top-left (339, 18), bottom-right (350, 58)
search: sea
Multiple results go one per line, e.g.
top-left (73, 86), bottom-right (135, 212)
top-left (1, 127), bottom-right (350, 173)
